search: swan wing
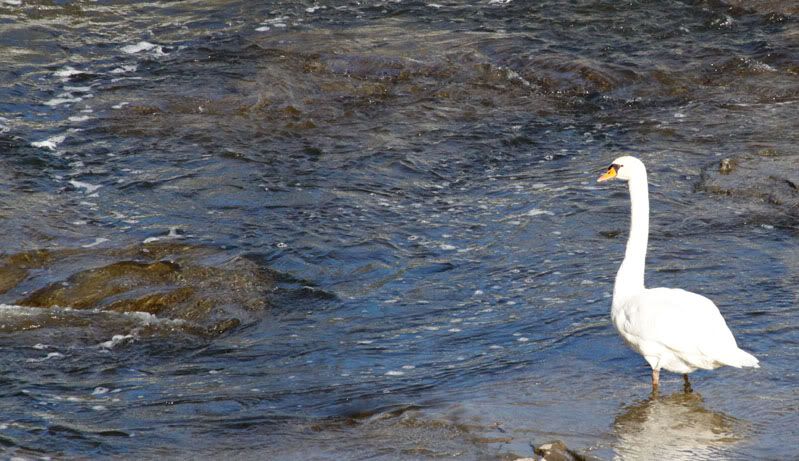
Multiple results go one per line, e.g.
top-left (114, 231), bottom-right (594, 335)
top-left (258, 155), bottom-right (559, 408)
top-left (617, 287), bottom-right (753, 368)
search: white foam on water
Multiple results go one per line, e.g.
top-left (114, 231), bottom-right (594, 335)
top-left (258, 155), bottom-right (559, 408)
top-left (527, 208), bottom-right (554, 217)
top-left (98, 334), bottom-right (134, 349)
top-left (142, 226), bottom-right (184, 243)
top-left (120, 311), bottom-right (186, 328)
top-left (63, 86), bottom-right (92, 93)
top-left (0, 304), bottom-right (50, 317)
top-left (111, 76), bottom-right (144, 83)
top-left (121, 41), bottom-right (161, 54)
top-left (1, 0), bottom-right (22, 6)
top-left (257, 16), bottom-right (290, 31)
top-left (112, 102), bottom-right (129, 109)
top-left (54, 66), bottom-right (86, 79)
top-left (26, 352), bottom-right (64, 363)
top-left (68, 115), bottom-right (91, 122)
top-left (69, 180), bottom-right (102, 194)
top-left (110, 65), bottom-right (137, 74)
top-left (306, 5), bottom-right (325, 13)
top-left (81, 238), bottom-right (109, 248)
top-left (31, 134), bottom-right (66, 151)
top-left (92, 387), bottom-right (110, 395)
top-left (505, 68), bottom-right (532, 86)
top-left (385, 370), bottom-right (405, 376)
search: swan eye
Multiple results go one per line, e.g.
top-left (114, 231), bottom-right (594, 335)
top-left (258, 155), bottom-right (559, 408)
top-left (610, 163), bottom-right (621, 172)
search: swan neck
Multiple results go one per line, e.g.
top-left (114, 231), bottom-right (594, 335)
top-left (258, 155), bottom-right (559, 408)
top-left (614, 174), bottom-right (649, 305)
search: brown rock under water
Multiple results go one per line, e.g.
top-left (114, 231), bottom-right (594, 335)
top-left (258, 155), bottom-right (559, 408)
top-left (0, 242), bottom-right (274, 336)
top-left (532, 440), bottom-right (600, 461)
top-left (698, 151), bottom-right (799, 221)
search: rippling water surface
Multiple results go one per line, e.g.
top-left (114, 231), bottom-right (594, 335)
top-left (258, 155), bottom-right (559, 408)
top-left (0, 1), bottom-right (797, 459)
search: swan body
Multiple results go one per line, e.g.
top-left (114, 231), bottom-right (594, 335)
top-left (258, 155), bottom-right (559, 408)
top-left (598, 156), bottom-right (758, 391)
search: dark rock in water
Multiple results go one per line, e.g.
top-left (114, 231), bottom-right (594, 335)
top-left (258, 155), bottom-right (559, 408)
top-left (21, 260), bottom-right (182, 309)
top-left (698, 152), bottom-right (799, 223)
top-left (718, 158), bottom-right (737, 175)
top-left (531, 440), bottom-right (600, 461)
top-left (722, 0), bottom-right (799, 15)
top-left (0, 242), bottom-right (274, 336)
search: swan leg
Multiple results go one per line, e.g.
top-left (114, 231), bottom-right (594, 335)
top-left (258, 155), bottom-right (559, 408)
top-left (683, 374), bottom-right (693, 393)
top-left (651, 369), bottom-right (660, 393)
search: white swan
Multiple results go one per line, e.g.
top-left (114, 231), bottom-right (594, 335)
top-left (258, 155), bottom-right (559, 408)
top-left (598, 156), bottom-right (759, 392)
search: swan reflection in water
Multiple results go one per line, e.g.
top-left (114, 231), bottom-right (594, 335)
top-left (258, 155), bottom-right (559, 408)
top-left (613, 392), bottom-right (745, 460)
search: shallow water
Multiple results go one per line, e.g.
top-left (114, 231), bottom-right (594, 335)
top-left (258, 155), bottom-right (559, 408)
top-left (0, 0), bottom-right (798, 459)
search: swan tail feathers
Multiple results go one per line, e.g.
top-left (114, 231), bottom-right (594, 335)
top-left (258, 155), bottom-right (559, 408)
top-left (721, 348), bottom-right (759, 369)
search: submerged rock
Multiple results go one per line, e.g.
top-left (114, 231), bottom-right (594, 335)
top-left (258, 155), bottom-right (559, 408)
top-left (723, 0), bottom-right (799, 15)
top-left (698, 151), bottom-right (799, 224)
top-left (0, 242), bottom-right (274, 336)
top-left (530, 440), bottom-right (600, 461)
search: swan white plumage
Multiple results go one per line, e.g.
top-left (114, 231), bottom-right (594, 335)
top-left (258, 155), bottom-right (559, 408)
top-left (598, 156), bottom-right (758, 392)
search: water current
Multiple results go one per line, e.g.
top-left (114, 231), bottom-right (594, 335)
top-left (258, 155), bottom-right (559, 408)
top-left (0, 0), bottom-right (798, 459)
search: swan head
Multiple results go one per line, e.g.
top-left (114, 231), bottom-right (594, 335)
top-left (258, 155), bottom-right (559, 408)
top-left (597, 156), bottom-right (646, 182)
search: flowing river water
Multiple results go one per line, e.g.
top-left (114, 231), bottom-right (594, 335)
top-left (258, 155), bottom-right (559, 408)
top-left (0, 1), bottom-right (797, 459)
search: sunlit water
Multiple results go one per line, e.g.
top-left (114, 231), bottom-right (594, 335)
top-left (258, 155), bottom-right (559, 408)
top-left (0, 1), bottom-right (797, 459)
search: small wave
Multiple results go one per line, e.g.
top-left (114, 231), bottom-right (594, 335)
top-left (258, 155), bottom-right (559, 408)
top-left (121, 41), bottom-right (157, 54)
top-left (54, 66), bottom-right (86, 80)
top-left (121, 41), bottom-right (165, 56)
top-left (527, 208), bottom-right (554, 217)
top-left (256, 16), bottom-right (292, 32)
top-left (81, 238), bottom-right (109, 248)
top-left (31, 134), bottom-right (66, 151)
top-left (98, 334), bottom-right (134, 349)
top-left (118, 310), bottom-right (187, 328)
top-left (44, 95), bottom-right (84, 107)
top-left (69, 179), bottom-right (102, 194)
top-left (63, 86), bottom-right (92, 93)
top-left (110, 65), bottom-right (137, 74)
top-left (26, 352), bottom-right (65, 363)
top-left (142, 226), bottom-right (185, 243)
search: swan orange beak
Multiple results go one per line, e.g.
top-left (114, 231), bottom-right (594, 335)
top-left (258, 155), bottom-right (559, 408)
top-left (597, 165), bottom-right (618, 182)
